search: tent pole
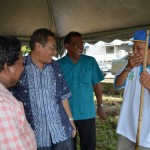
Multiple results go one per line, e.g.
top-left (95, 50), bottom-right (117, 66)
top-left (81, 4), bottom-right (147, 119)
top-left (47, 0), bottom-right (61, 57)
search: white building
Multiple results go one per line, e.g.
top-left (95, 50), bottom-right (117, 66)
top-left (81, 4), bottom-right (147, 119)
top-left (85, 39), bottom-right (132, 63)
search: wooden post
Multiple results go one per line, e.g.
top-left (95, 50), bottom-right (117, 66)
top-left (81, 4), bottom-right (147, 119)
top-left (135, 30), bottom-right (149, 150)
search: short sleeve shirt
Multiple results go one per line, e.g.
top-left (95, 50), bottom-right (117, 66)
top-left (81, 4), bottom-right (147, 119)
top-left (115, 66), bottom-right (150, 148)
top-left (12, 55), bottom-right (73, 148)
top-left (58, 54), bottom-right (104, 120)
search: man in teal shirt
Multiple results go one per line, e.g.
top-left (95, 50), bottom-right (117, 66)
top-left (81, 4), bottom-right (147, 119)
top-left (57, 31), bottom-right (106, 150)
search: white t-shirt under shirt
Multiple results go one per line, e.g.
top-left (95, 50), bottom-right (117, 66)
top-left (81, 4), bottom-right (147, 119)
top-left (115, 65), bottom-right (150, 148)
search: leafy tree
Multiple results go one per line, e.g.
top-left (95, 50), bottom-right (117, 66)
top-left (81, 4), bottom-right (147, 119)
top-left (21, 45), bottom-right (31, 56)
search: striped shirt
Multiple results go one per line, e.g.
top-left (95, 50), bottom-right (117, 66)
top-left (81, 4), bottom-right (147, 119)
top-left (12, 55), bottom-right (73, 148)
top-left (0, 83), bottom-right (36, 150)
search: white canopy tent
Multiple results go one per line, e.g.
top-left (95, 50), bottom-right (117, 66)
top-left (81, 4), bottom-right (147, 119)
top-left (0, 0), bottom-right (150, 46)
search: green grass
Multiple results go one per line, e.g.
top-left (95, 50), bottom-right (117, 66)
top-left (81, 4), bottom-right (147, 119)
top-left (76, 94), bottom-right (122, 150)
top-left (95, 116), bottom-right (118, 150)
top-left (76, 115), bottom-right (118, 150)
top-left (96, 94), bottom-right (122, 150)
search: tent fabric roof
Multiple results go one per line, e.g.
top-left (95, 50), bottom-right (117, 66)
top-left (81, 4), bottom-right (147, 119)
top-left (0, 0), bottom-right (150, 42)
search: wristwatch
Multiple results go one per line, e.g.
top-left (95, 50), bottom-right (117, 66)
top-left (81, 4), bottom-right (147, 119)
top-left (97, 103), bottom-right (104, 109)
top-left (124, 67), bottom-right (132, 72)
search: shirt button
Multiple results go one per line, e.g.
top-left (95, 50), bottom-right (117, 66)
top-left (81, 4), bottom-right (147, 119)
top-left (58, 74), bottom-right (62, 77)
top-left (24, 90), bottom-right (27, 93)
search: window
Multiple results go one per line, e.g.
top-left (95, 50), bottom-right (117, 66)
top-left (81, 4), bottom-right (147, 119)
top-left (106, 46), bottom-right (114, 53)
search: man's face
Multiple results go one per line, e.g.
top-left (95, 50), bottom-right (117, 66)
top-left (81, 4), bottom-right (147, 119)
top-left (133, 41), bottom-right (150, 64)
top-left (133, 41), bottom-right (146, 56)
top-left (39, 36), bottom-right (57, 64)
top-left (65, 36), bottom-right (84, 62)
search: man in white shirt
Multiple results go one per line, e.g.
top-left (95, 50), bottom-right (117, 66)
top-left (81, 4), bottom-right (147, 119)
top-left (115, 30), bottom-right (150, 150)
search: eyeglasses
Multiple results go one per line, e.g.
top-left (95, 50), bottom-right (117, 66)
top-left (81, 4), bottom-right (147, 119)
top-left (45, 44), bottom-right (57, 51)
top-left (70, 42), bottom-right (85, 48)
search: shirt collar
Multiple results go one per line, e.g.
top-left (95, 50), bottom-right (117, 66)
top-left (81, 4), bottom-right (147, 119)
top-left (24, 55), bottom-right (54, 68)
top-left (66, 53), bottom-right (83, 64)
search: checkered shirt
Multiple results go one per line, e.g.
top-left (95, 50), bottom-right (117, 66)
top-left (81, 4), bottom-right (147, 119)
top-left (0, 83), bottom-right (37, 150)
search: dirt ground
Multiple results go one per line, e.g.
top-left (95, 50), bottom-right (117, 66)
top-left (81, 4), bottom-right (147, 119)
top-left (102, 94), bottom-right (122, 116)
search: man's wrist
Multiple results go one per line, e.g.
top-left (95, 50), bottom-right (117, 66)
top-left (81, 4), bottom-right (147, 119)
top-left (97, 103), bottom-right (104, 109)
top-left (125, 64), bottom-right (133, 72)
top-left (124, 67), bottom-right (132, 72)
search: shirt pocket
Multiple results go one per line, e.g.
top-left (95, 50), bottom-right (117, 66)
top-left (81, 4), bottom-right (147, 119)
top-left (82, 70), bottom-right (92, 84)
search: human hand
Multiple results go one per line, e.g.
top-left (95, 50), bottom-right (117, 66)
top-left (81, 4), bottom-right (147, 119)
top-left (97, 107), bottom-right (107, 120)
top-left (140, 71), bottom-right (150, 91)
top-left (70, 120), bottom-right (76, 138)
top-left (127, 53), bottom-right (143, 69)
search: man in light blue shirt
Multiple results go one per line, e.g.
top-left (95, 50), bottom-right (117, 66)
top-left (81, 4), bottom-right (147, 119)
top-left (58, 31), bottom-right (106, 150)
top-left (115, 30), bottom-right (150, 150)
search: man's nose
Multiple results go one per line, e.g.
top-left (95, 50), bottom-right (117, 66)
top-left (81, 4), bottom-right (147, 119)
top-left (133, 48), bottom-right (137, 53)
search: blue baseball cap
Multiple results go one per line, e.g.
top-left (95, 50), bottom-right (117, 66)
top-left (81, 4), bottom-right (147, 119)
top-left (132, 30), bottom-right (150, 45)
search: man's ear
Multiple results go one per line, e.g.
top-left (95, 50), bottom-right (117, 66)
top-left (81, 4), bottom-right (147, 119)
top-left (3, 63), bottom-right (11, 75)
top-left (35, 42), bottom-right (42, 50)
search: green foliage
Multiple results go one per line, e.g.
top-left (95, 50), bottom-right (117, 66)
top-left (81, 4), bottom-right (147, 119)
top-left (21, 45), bottom-right (31, 56)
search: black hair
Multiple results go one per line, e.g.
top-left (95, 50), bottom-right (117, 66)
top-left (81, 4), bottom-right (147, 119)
top-left (64, 31), bottom-right (82, 44)
top-left (0, 36), bottom-right (21, 72)
top-left (29, 28), bottom-right (55, 50)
